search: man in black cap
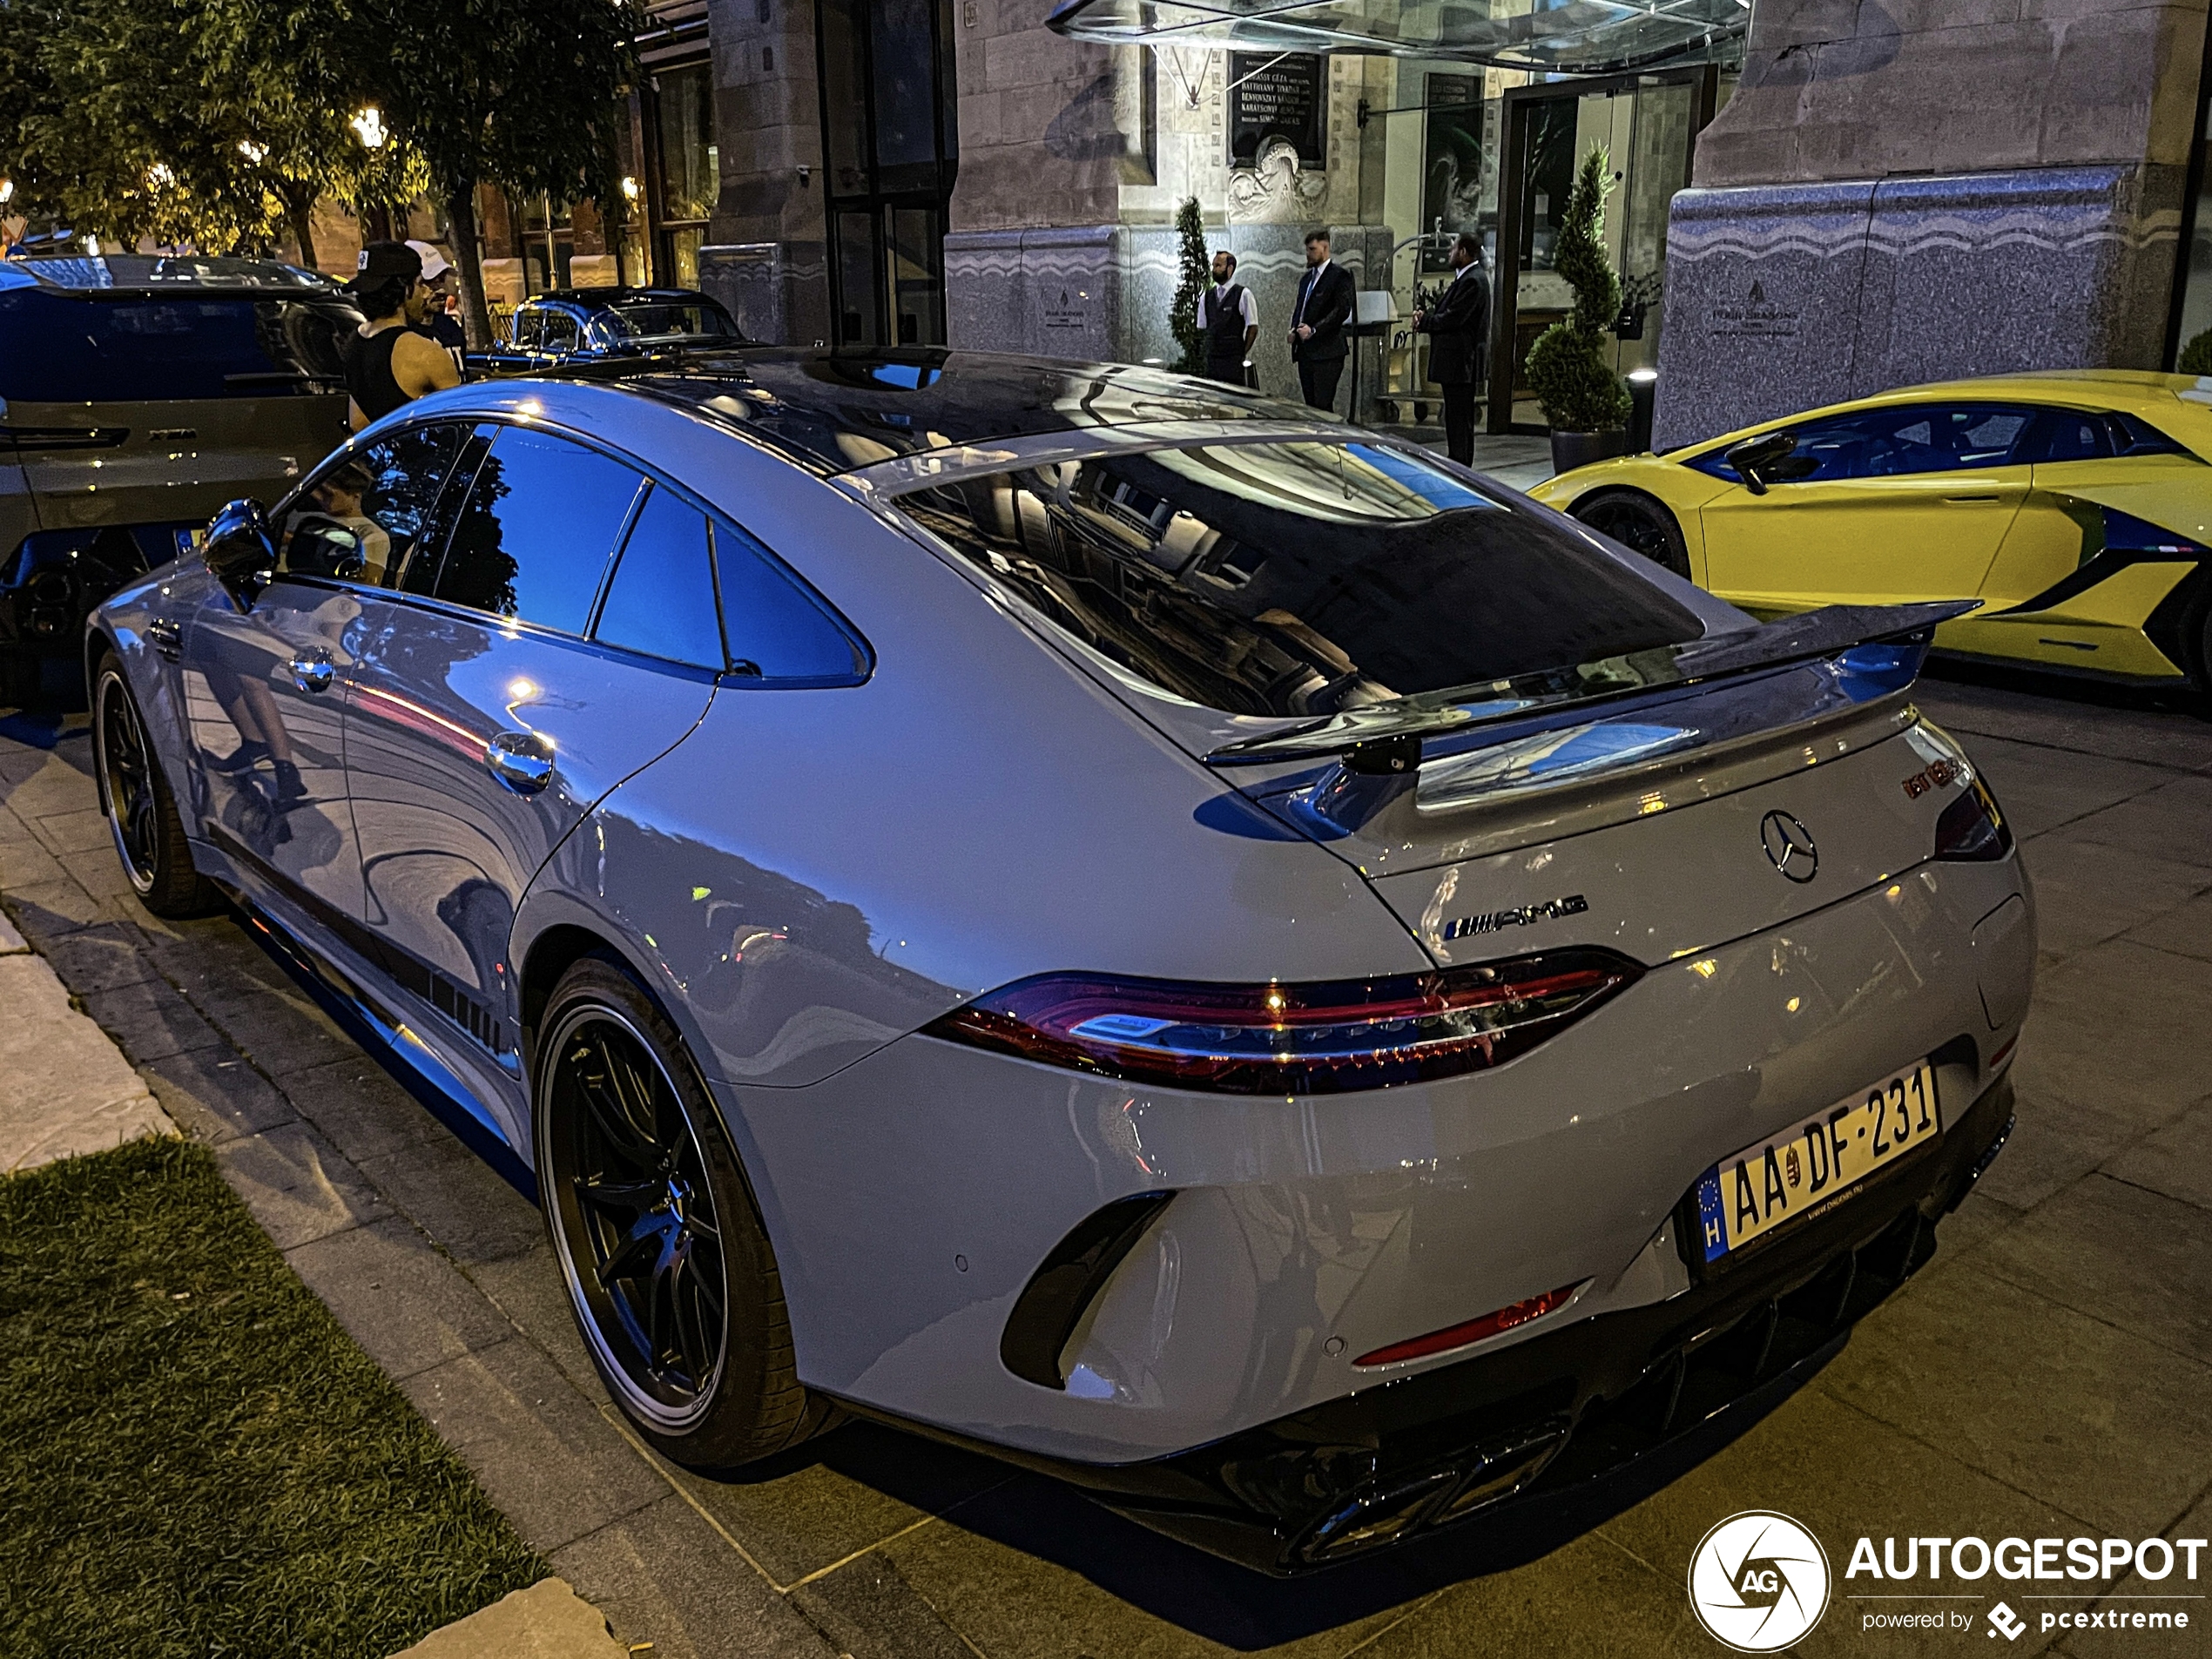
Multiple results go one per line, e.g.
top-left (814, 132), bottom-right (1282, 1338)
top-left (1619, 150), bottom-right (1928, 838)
top-left (341, 239), bottom-right (461, 431)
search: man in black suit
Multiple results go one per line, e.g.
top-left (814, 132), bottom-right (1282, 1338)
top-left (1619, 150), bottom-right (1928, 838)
top-left (1413, 232), bottom-right (1490, 465)
top-left (1288, 228), bottom-right (1355, 414)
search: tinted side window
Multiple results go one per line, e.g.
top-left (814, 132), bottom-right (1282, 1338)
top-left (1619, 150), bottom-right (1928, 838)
top-left (431, 427), bottom-right (645, 632)
top-left (716, 522), bottom-right (869, 683)
top-left (594, 486), bottom-right (725, 668)
top-left (0, 291), bottom-right (351, 401)
top-left (1778, 404), bottom-right (2035, 482)
top-left (510, 311), bottom-right (541, 348)
top-left (542, 313), bottom-right (580, 351)
top-left (2020, 409), bottom-right (2114, 464)
top-left (273, 422), bottom-right (465, 587)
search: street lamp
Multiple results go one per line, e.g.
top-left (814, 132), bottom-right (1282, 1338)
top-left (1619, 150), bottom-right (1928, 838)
top-left (350, 107), bottom-right (388, 150)
top-left (0, 178), bottom-right (13, 206)
top-left (239, 140), bottom-right (267, 165)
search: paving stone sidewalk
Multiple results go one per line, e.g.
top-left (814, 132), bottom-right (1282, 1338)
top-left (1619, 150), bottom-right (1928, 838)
top-left (0, 889), bottom-right (174, 1172)
top-left (3, 664), bottom-right (2211, 1659)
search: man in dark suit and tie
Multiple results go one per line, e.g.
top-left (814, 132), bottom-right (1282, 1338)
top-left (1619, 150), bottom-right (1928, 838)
top-left (1288, 228), bottom-right (1355, 414)
top-left (1413, 231), bottom-right (1490, 465)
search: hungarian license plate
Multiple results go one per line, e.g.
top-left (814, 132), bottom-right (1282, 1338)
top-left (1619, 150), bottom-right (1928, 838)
top-left (1693, 1061), bottom-right (1941, 1263)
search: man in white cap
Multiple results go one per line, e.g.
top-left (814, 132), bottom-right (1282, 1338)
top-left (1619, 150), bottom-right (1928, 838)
top-left (406, 238), bottom-right (467, 350)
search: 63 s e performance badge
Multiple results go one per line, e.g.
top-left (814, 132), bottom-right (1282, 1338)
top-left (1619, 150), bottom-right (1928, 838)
top-left (1689, 1511), bottom-right (1831, 1651)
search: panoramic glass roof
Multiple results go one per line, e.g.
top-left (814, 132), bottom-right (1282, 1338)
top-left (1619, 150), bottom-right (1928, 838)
top-left (1047, 0), bottom-right (1747, 73)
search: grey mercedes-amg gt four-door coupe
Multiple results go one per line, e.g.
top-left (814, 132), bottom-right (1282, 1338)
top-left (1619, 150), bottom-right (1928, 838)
top-left (88, 351), bottom-right (2033, 1573)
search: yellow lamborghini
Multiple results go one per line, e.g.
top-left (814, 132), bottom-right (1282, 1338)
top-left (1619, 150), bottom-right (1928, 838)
top-left (1527, 371), bottom-right (2212, 689)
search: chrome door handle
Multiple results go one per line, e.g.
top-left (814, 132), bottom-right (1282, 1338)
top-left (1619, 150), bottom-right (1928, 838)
top-left (289, 651), bottom-right (334, 693)
top-left (486, 729), bottom-right (555, 794)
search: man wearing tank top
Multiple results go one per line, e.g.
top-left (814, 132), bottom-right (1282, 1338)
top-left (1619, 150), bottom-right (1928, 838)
top-left (340, 240), bottom-right (461, 431)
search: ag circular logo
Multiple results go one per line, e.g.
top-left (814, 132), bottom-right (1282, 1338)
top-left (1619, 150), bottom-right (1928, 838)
top-left (1687, 1510), bottom-right (1831, 1651)
top-left (1759, 809), bottom-right (1818, 883)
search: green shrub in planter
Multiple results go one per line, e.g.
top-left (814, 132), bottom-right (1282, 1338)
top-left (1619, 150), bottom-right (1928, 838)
top-left (1170, 198), bottom-right (1211, 376)
top-left (1524, 145), bottom-right (1632, 435)
top-left (2179, 327), bottom-right (2212, 378)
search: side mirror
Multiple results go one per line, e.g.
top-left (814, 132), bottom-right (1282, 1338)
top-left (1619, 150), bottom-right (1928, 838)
top-left (203, 498), bottom-right (274, 608)
top-left (1723, 430), bottom-right (1800, 496)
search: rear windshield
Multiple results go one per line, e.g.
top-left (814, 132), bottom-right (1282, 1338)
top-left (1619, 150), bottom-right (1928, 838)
top-left (0, 291), bottom-right (354, 403)
top-left (892, 441), bottom-right (1704, 717)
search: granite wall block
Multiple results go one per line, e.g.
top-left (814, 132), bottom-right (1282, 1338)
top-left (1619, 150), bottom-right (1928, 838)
top-left (1653, 164), bottom-right (2183, 450)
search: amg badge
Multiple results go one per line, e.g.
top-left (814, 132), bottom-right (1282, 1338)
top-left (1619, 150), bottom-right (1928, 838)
top-left (1440, 894), bottom-right (1589, 942)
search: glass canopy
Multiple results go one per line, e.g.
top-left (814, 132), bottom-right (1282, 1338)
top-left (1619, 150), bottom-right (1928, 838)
top-left (1046, 0), bottom-right (1747, 74)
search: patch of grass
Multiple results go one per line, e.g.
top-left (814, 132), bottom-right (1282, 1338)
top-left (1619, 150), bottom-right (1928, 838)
top-left (0, 1137), bottom-right (545, 1658)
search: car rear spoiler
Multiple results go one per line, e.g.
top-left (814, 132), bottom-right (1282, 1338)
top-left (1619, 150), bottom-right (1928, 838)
top-left (1201, 600), bottom-right (1980, 772)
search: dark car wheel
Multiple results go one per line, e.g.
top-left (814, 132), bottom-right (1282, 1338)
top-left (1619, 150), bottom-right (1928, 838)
top-left (1571, 489), bottom-right (1692, 580)
top-left (536, 955), bottom-right (833, 1467)
top-left (93, 652), bottom-right (221, 919)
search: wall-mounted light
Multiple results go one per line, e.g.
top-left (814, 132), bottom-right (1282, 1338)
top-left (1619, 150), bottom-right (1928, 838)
top-left (0, 178), bottom-right (16, 206)
top-left (797, 165), bottom-right (811, 187)
top-left (350, 107), bottom-right (388, 150)
top-left (619, 175), bottom-right (641, 202)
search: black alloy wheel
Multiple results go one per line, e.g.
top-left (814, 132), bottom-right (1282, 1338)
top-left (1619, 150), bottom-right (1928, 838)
top-left (536, 956), bottom-right (831, 1465)
top-left (1572, 489), bottom-right (1693, 581)
top-left (92, 652), bottom-right (220, 918)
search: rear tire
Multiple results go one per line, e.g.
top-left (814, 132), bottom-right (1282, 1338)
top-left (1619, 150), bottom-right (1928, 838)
top-left (1572, 489), bottom-right (1692, 581)
top-left (92, 652), bottom-right (221, 919)
top-left (535, 955), bottom-right (833, 1468)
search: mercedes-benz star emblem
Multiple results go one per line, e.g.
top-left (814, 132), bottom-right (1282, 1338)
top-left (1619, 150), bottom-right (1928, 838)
top-left (1759, 810), bottom-right (1817, 883)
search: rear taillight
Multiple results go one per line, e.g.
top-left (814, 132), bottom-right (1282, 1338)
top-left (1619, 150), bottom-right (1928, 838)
top-left (921, 948), bottom-right (1642, 1095)
top-left (1934, 775), bottom-right (2012, 861)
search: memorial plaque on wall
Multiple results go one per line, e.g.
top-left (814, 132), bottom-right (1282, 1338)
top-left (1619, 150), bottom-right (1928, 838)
top-left (1230, 53), bottom-right (1325, 170)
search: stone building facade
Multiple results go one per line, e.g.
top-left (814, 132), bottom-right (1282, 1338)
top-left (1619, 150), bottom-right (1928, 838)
top-left (1652, 0), bottom-right (2212, 448)
top-left (687, 0), bottom-right (2212, 440)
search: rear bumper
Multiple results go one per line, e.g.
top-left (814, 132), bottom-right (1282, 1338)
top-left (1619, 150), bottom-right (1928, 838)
top-left (921, 1068), bottom-right (2014, 1574)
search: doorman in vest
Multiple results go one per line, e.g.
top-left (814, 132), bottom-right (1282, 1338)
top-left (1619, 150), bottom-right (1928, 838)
top-left (1197, 251), bottom-right (1259, 385)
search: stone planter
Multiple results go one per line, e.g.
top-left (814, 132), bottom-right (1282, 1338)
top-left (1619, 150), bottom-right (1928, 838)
top-left (1549, 428), bottom-right (1630, 475)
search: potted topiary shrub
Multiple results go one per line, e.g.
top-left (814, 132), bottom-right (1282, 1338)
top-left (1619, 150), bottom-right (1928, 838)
top-left (1524, 145), bottom-right (1633, 474)
top-left (1169, 198), bottom-right (1213, 377)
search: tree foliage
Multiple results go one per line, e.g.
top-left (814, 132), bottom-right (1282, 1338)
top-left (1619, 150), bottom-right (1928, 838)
top-left (0, 0), bottom-right (632, 320)
top-left (366, 0), bottom-right (640, 345)
top-left (0, 0), bottom-right (425, 265)
top-left (1523, 145), bottom-right (1631, 435)
top-left (1169, 197), bottom-right (1211, 375)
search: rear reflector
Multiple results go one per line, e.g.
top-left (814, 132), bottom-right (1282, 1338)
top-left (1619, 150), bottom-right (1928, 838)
top-left (922, 949), bottom-right (1642, 1096)
top-left (1353, 1282), bottom-right (1583, 1368)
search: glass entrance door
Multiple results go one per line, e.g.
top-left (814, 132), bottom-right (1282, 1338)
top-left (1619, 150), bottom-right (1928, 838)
top-left (1490, 69), bottom-right (1715, 434)
top-left (832, 203), bottom-right (948, 347)
top-left (818, 0), bottom-right (959, 348)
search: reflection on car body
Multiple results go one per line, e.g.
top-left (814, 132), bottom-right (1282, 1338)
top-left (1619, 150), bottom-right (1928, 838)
top-left (90, 348), bottom-right (2032, 1574)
